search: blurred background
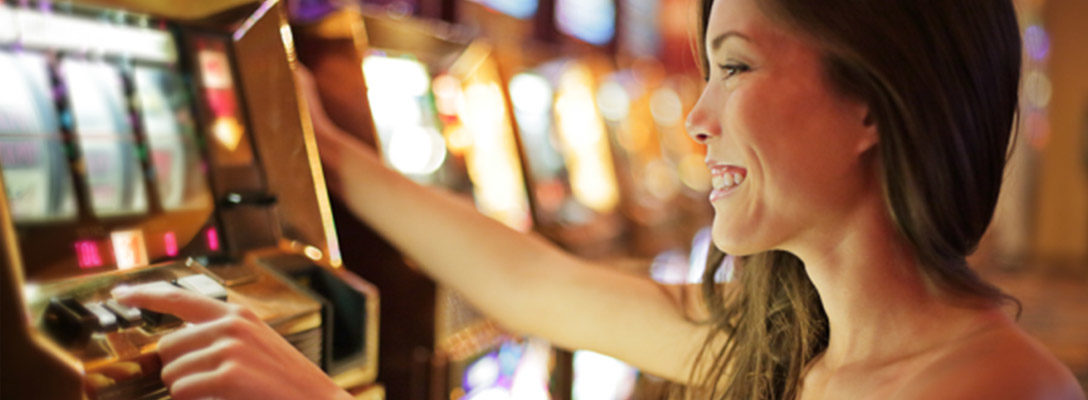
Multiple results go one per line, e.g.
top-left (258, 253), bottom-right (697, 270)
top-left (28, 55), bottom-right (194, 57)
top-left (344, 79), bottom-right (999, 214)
top-left (0, 0), bottom-right (1082, 399)
top-left (304, 0), bottom-right (1087, 396)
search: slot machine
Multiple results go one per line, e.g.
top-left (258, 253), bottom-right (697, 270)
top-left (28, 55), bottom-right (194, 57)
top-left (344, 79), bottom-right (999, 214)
top-left (286, 4), bottom-right (561, 398)
top-left (0, 1), bottom-right (382, 398)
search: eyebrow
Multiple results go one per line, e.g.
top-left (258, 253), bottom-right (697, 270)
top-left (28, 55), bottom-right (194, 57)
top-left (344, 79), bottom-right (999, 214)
top-left (710, 31), bottom-right (752, 52)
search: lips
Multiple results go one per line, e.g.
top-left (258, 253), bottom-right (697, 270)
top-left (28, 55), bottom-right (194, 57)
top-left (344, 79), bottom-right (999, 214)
top-left (708, 162), bottom-right (747, 201)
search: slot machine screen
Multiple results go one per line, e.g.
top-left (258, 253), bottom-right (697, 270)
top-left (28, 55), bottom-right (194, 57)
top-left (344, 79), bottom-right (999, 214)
top-left (467, 0), bottom-right (538, 19)
top-left (195, 38), bottom-right (255, 168)
top-left (362, 53), bottom-right (452, 186)
top-left (133, 66), bottom-right (212, 211)
top-left (61, 58), bottom-right (149, 217)
top-left (555, 0), bottom-right (616, 46)
top-left (0, 50), bottom-right (77, 222)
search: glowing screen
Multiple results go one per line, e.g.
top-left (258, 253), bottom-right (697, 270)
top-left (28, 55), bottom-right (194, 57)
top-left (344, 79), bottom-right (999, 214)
top-left (555, 0), bottom-right (615, 45)
top-left (468, 0), bottom-right (538, 19)
top-left (0, 51), bottom-right (77, 221)
top-left (196, 39), bottom-right (254, 167)
top-left (62, 58), bottom-right (149, 217)
top-left (134, 66), bottom-right (211, 210)
top-left (362, 54), bottom-right (448, 180)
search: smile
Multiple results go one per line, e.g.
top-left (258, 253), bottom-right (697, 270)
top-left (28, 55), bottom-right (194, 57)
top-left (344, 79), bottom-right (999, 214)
top-left (708, 163), bottom-right (747, 202)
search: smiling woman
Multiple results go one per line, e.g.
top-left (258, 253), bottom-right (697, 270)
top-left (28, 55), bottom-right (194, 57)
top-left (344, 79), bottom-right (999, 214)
top-left (682, 0), bottom-right (1080, 398)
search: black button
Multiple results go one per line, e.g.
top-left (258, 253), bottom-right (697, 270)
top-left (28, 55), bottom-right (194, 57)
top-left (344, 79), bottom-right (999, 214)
top-left (43, 297), bottom-right (96, 346)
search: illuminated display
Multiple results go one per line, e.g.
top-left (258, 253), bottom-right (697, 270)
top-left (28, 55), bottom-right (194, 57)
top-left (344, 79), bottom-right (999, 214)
top-left (111, 229), bottom-right (149, 270)
top-left (163, 231), bottom-right (179, 257)
top-left (468, 0), bottom-right (538, 19)
top-left (62, 58), bottom-right (149, 217)
top-left (74, 240), bottom-right (104, 269)
top-left (0, 51), bottom-right (77, 221)
top-left (134, 66), bottom-right (212, 210)
top-left (206, 227), bottom-right (221, 251)
top-left (461, 339), bottom-right (551, 399)
top-left (196, 39), bottom-right (254, 167)
top-left (12, 7), bottom-right (176, 63)
top-left (0, 4), bottom-right (14, 44)
top-left (572, 350), bottom-right (637, 399)
top-left (555, 0), bottom-right (616, 45)
top-left (554, 64), bottom-right (620, 213)
top-left (362, 55), bottom-right (449, 179)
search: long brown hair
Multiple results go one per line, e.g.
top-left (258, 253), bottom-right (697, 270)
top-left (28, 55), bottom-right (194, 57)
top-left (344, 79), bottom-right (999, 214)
top-left (681, 0), bottom-right (1023, 398)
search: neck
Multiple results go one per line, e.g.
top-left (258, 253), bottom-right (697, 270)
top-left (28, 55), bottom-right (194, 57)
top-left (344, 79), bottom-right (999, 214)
top-left (786, 191), bottom-right (995, 370)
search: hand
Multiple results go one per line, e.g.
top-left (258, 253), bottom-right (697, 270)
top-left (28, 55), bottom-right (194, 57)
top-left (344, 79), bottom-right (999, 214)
top-left (112, 284), bottom-right (351, 400)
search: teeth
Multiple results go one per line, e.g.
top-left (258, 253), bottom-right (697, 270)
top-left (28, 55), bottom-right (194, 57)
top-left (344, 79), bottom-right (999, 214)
top-left (711, 169), bottom-right (747, 191)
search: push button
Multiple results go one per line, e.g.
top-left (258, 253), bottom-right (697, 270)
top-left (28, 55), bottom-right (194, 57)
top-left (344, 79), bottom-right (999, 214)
top-left (128, 281), bottom-right (182, 329)
top-left (43, 297), bottom-right (96, 346)
top-left (83, 302), bottom-right (118, 331)
top-left (174, 274), bottom-right (228, 301)
top-left (104, 299), bottom-right (143, 326)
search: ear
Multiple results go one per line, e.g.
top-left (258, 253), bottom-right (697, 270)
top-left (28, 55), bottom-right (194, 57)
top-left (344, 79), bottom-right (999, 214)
top-left (854, 104), bottom-right (879, 154)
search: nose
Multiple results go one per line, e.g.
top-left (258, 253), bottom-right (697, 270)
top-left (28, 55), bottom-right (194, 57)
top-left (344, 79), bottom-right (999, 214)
top-left (685, 88), bottom-right (716, 144)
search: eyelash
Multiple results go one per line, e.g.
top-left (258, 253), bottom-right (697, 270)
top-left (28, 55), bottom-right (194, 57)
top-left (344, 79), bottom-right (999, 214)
top-left (717, 63), bottom-right (751, 79)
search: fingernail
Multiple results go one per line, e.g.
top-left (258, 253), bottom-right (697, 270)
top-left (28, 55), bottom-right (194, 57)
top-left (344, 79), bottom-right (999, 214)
top-left (111, 285), bottom-right (134, 298)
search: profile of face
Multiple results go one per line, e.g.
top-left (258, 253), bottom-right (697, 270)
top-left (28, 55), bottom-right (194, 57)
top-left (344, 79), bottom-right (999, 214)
top-left (686, 0), bottom-right (879, 256)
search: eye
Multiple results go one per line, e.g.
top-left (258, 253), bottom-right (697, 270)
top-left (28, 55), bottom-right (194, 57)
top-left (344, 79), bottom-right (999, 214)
top-left (717, 63), bottom-right (751, 79)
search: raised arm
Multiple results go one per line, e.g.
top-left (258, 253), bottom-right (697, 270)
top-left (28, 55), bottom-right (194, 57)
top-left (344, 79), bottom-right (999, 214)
top-left (301, 69), bottom-right (713, 382)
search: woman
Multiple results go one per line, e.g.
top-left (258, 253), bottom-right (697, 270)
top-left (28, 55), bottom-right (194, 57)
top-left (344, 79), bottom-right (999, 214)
top-left (115, 0), bottom-right (1085, 398)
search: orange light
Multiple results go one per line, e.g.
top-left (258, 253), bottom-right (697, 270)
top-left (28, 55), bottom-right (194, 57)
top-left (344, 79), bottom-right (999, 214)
top-left (111, 229), bottom-right (149, 270)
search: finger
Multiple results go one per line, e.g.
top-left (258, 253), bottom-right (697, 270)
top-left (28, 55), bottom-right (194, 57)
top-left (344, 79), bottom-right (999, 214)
top-left (166, 365), bottom-right (236, 400)
top-left (157, 317), bottom-right (251, 363)
top-left (160, 338), bottom-right (241, 387)
top-left (112, 283), bottom-right (230, 323)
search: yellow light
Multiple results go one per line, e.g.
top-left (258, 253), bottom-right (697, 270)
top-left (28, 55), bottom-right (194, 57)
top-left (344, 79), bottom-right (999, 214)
top-left (596, 80), bottom-right (630, 122)
top-left (212, 116), bottom-right (244, 151)
top-left (461, 82), bottom-right (532, 232)
top-left (303, 245), bottom-right (323, 261)
top-left (650, 87), bottom-right (684, 127)
top-left (554, 65), bottom-right (620, 213)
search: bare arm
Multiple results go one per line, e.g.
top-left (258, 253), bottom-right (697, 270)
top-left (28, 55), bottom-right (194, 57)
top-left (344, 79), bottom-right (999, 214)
top-left (303, 70), bottom-right (712, 382)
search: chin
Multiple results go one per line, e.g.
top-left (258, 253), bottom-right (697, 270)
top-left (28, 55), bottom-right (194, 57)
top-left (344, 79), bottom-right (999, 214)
top-left (711, 226), bottom-right (762, 256)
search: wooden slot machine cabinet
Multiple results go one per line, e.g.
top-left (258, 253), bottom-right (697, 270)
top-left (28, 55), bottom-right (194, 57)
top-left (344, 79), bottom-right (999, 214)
top-left (0, 1), bottom-right (383, 398)
top-left (287, 5), bottom-right (568, 399)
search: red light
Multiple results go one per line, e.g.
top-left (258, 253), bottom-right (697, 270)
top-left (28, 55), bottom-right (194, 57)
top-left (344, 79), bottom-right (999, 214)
top-left (163, 231), bottom-right (178, 257)
top-left (74, 240), bottom-right (103, 269)
top-left (206, 227), bottom-right (220, 251)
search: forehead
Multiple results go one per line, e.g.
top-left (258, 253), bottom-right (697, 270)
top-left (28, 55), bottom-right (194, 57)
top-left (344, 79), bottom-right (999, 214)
top-left (705, 0), bottom-right (782, 50)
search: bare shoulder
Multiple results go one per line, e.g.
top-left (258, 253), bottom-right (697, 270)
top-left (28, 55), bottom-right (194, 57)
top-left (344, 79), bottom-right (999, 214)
top-left (903, 318), bottom-right (1085, 400)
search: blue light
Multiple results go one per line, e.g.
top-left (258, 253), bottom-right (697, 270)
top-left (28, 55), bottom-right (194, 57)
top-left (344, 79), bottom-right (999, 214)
top-left (555, 0), bottom-right (616, 46)
top-left (470, 0), bottom-right (538, 19)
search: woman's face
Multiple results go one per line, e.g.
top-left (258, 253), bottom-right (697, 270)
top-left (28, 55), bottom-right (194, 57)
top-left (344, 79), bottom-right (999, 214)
top-left (686, 0), bottom-right (877, 256)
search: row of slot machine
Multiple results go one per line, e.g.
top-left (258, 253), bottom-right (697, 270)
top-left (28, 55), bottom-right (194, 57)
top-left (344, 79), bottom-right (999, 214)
top-left (0, 1), bottom-right (383, 399)
top-left (288, 0), bottom-right (716, 399)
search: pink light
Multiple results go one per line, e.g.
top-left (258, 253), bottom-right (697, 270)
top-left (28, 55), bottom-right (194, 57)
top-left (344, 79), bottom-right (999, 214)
top-left (74, 240), bottom-right (103, 269)
top-left (163, 231), bottom-right (178, 257)
top-left (206, 227), bottom-right (220, 251)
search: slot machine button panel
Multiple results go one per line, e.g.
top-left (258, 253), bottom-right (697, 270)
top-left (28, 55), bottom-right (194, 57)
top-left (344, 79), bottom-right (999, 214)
top-left (130, 281), bottom-right (183, 329)
top-left (43, 297), bottom-right (97, 346)
top-left (83, 302), bottom-right (118, 331)
top-left (175, 274), bottom-right (228, 301)
top-left (104, 298), bottom-right (143, 326)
